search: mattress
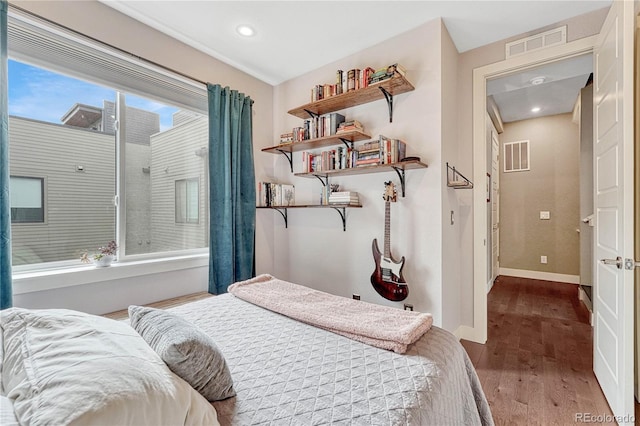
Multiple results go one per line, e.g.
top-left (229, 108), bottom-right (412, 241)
top-left (169, 294), bottom-right (493, 425)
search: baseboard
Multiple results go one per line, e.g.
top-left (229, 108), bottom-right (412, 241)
top-left (487, 278), bottom-right (495, 294)
top-left (454, 325), bottom-right (485, 344)
top-left (578, 286), bottom-right (594, 325)
top-left (499, 268), bottom-right (580, 284)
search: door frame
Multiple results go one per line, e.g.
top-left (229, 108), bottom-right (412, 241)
top-left (467, 35), bottom-right (597, 344)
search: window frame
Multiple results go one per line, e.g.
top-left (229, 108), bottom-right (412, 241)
top-left (175, 177), bottom-right (200, 225)
top-left (7, 8), bottom-right (210, 274)
top-left (9, 175), bottom-right (46, 224)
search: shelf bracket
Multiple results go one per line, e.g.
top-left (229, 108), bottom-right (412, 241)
top-left (276, 149), bottom-right (293, 173)
top-left (338, 138), bottom-right (354, 149)
top-left (304, 109), bottom-right (319, 119)
top-left (331, 207), bottom-right (347, 232)
top-left (273, 207), bottom-right (288, 228)
top-left (391, 166), bottom-right (406, 197)
top-left (313, 174), bottom-right (328, 186)
top-left (378, 87), bottom-right (394, 123)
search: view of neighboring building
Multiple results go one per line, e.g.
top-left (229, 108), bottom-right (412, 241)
top-left (9, 100), bottom-right (207, 266)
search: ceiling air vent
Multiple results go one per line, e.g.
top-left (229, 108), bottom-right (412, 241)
top-left (505, 26), bottom-right (567, 59)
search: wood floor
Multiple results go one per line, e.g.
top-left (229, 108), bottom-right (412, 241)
top-left (461, 276), bottom-right (617, 425)
top-left (103, 291), bottom-right (213, 321)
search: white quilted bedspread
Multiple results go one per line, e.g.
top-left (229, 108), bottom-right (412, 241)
top-left (168, 294), bottom-right (493, 426)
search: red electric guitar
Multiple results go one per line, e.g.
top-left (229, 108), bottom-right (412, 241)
top-left (370, 181), bottom-right (408, 301)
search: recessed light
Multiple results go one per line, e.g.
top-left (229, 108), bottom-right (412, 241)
top-left (530, 76), bottom-right (546, 86)
top-left (236, 25), bottom-right (255, 37)
top-left (531, 107), bottom-right (541, 113)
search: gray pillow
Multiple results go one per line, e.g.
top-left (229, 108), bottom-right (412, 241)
top-left (128, 305), bottom-right (235, 401)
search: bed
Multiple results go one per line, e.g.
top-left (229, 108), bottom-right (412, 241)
top-left (1, 275), bottom-right (493, 425)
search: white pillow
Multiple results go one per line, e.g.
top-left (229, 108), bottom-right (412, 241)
top-left (0, 307), bottom-right (219, 426)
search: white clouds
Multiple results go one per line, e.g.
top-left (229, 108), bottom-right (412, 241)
top-left (9, 61), bottom-right (114, 124)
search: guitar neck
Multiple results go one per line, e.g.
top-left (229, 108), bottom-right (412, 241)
top-left (384, 201), bottom-right (391, 258)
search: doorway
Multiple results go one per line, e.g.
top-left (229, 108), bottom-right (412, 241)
top-left (470, 36), bottom-right (597, 345)
top-left (485, 54), bottom-right (592, 292)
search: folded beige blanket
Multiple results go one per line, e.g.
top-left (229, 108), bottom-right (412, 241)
top-left (228, 274), bottom-right (433, 353)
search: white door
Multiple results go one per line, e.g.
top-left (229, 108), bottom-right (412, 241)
top-left (491, 130), bottom-right (500, 282)
top-left (592, 0), bottom-right (635, 422)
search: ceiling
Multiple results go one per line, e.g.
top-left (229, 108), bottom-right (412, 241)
top-left (100, 1), bottom-right (610, 86)
top-left (487, 54), bottom-right (593, 123)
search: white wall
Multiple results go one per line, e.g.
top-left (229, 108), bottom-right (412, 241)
top-left (14, 266), bottom-right (208, 314)
top-left (440, 23), bottom-right (462, 331)
top-left (271, 20), bottom-right (448, 326)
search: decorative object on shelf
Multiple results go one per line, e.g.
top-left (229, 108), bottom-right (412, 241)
top-left (370, 181), bottom-right (408, 302)
top-left (81, 240), bottom-right (118, 267)
top-left (446, 162), bottom-right (474, 189)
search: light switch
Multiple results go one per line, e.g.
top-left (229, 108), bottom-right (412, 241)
top-left (540, 211), bottom-right (550, 220)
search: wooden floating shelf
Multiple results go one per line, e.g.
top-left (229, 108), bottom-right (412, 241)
top-left (257, 204), bottom-right (362, 231)
top-left (257, 204), bottom-right (362, 209)
top-left (288, 73), bottom-right (415, 119)
top-left (294, 159), bottom-right (427, 197)
top-left (262, 130), bottom-right (371, 154)
top-left (294, 160), bottom-right (427, 179)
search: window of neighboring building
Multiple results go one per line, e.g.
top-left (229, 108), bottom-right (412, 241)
top-left (175, 178), bottom-right (200, 224)
top-left (9, 176), bottom-right (44, 223)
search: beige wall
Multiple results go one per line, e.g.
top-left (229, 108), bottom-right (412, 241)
top-left (456, 8), bottom-right (608, 326)
top-left (499, 113), bottom-right (580, 276)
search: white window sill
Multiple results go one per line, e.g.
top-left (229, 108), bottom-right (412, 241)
top-left (12, 254), bottom-right (209, 295)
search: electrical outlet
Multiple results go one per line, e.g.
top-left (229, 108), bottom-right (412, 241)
top-left (404, 304), bottom-right (413, 311)
top-left (540, 211), bottom-right (550, 220)
top-left (541, 255), bottom-right (548, 264)
top-left (352, 294), bottom-right (360, 300)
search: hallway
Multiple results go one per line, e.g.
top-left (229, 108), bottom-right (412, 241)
top-left (461, 276), bottom-right (614, 425)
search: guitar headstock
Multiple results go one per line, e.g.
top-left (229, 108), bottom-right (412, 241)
top-left (383, 181), bottom-right (397, 203)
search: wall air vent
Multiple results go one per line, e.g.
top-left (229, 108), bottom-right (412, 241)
top-left (505, 26), bottom-right (567, 59)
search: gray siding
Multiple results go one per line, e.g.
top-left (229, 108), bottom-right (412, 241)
top-left (125, 143), bottom-right (151, 255)
top-left (9, 116), bottom-right (116, 265)
top-left (150, 117), bottom-right (208, 252)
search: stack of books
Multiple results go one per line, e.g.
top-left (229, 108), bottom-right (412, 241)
top-left (329, 191), bottom-right (360, 205)
top-left (336, 120), bottom-right (364, 134)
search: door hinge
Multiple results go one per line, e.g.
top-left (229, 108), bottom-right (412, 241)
top-left (624, 258), bottom-right (640, 270)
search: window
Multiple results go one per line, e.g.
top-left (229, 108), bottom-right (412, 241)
top-left (503, 140), bottom-right (530, 172)
top-left (9, 176), bottom-right (44, 223)
top-left (175, 178), bottom-right (200, 224)
top-left (7, 7), bottom-right (209, 270)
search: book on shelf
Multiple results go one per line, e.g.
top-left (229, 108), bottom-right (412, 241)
top-left (377, 135), bottom-right (407, 164)
top-left (302, 112), bottom-right (345, 140)
top-left (329, 191), bottom-right (360, 205)
top-left (336, 119), bottom-right (364, 134)
top-left (258, 182), bottom-right (295, 207)
top-left (279, 132), bottom-right (293, 144)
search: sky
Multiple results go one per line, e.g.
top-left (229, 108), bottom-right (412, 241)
top-left (8, 60), bottom-right (178, 131)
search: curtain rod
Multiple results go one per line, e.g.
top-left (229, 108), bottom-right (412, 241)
top-left (10, 4), bottom-right (208, 87)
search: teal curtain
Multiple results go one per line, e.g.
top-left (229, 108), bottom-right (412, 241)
top-left (0, 0), bottom-right (12, 309)
top-left (207, 84), bottom-right (255, 294)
